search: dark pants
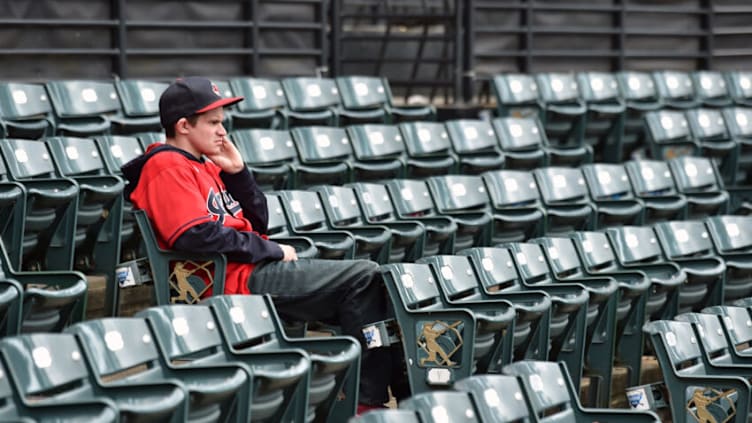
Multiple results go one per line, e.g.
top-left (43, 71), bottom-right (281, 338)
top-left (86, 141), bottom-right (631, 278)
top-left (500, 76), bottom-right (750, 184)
top-left (248, 258), bottom-right (392, 405)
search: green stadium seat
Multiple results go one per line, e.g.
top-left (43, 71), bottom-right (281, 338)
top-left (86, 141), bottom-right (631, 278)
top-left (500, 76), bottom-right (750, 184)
top-left (0, 138), bottom-right (78, 271)
top-left (308, 185), bottom-right (393, 263)
top-left (491, 116), bottom-right (546, 169)
top-left (453, 374), bottom-right (533, 422)
top-left (112, 79), bottom-right (166, 134)
top-left (0, 334), bottom-right (120, 422)
top-left (668, 156), bottom-right (730, 218)
top-left (379, 262), bottom-right (483, 394)
top-left (616, 71), bottom-right (663, 162)
top-left (652, 70), bottom-right (700, 109)
top-left (136, 131), bottom-right (164, 149)
top-left (492, 73), bottom-right (542, 119)
top-left (397, 121), bottom-right (458, 178)
top-left (644, 318), bottom-right (749, 423)
top-left (458, 247), bottom-right (552, 362)
top-left (534, 72), bottom-right (588, 150)
top-left (336, 76), bottom-right (436, 124)
top-left (138, 304), bottom-right (310, 422)
top-left (274, 190), bottom-right (357, 260)
top-left (480, 169), bottom-right (545, 242)
top-left (725, 71), bottom-right (752, 107)
top-left (0, 82), bottom-right (54, 139)
top-left (348, 409), bottom-right (420, 423)
top-left (500, 241), bottom-right (592, 394)
top-left (345, 123), bottom-right (407, 179)
top-left (133, 209), bottom-right (226, 306)
top-left (346, 182), bottom-right (435, 259)
top-left (624, 159), bottom-right (688, 223)
top-left (385, 179), bottom-right (462, 253)
top-left (425, 175), bottom-right (495, 248)
top-left (444, 119), bottom-right (505, 174)
top-left (229, 77), bottom-right (289, 129)
top-left (644, 109), bottom-right (698, 160)
top-left (704, 305), bottom-right (752, 361)
top-left (69, 316), bottom-right (253, 422)
top-left (263, 193), bottom-right (320, 259)
top-left (45, 136), bottom-right (124, 285)
top-left (45, 80), bottom-right (120, 136)
top-left (577, 72), bottom-right (626, 161)
top-left (231, 128), bottom-right (297, 190)
top-left (399, 391), bottom-right (483, 422)
top-left (704, 216), bottom-right (752, 301)
top-left (692, 71), bottom-right (733, 108)
top-left (289, 126), bottom-right (353, 187)
top-left (205, 294), bottom-right (361, 423)
top-left (580, 163), bottom-right (645, 228)
top-left (313, 184), bottom-right (425, 263)
top-left (722, 107), bottom-right (752, 186)
top-left (675, 311), bottom-right (752, 371)
top-left (533, 167), bottom-right (595, 235)
top-left (686, 108), bottom-right (739, 184)
top-left (280, 77), bottom-right (343, 127)
top-left (0, 159), bottom-right (25, 270)
top-left (503, 360), bottom-right (660, 423)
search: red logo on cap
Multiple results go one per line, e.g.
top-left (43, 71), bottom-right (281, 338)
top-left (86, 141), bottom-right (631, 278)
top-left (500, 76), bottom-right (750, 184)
top-left (211, 83), bottom-right (221, 97)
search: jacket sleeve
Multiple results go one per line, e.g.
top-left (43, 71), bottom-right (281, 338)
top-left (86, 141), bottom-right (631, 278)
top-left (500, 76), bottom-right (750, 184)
top-left (220, 167), bottom-right (270, 234)
top-left (173, 221), bottom-right (284, 264)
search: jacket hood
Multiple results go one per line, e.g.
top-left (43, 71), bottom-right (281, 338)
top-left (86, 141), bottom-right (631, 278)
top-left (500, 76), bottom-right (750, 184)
top-left (121, 143), bottom-right (201, 200)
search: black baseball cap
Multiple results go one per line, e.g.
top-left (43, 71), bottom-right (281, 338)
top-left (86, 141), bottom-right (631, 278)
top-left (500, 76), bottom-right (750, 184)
top-left (159, 76), bottom-right (243, 129)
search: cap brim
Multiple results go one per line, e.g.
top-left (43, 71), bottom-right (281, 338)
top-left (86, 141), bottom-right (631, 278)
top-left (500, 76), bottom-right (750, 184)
top-left (195, 96), bottom-right (244, 114)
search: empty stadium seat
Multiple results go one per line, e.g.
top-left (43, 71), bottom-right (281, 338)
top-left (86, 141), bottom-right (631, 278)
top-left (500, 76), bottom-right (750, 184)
top-left (625, 159), bottom-right (688, 223)
top-left (533, 167), bottom-right (595, 235)
top-left (0, 82), bottom-right (54, 139)
top-left (704, 215), bottom-right (752, 301)
top-left (577, 71), bottom-right (626, 160)
top-left (668, 155), bottom-right (730, 218)
top-left (399, 391), bottom-right (483, 422)
top-left (289, 126), bottom-right (353, 187)
top-left (45, 80), bottom-right (120, 136)
top-left (725, 71), bottom-right (752, 107)
top-left (615, 71), bottom-right (663, 162)
top-left (652, 70), bottom-right (700, 109)
top-left (263, 193), bottom-right (320, 259)
top-left (686, 108), bottom-right (739, 183)
top-left (491, 116), bottom-right (546, 169)
top-left (397, 121), bottom-right (458, 177)
top-left (231, 128), bottom-right (298, 190)
top-left (480, 169), bottom-right (545, 242)
top-left (492, 73), bottom-right (541, 119)
top-left (693, 70), bottom-right (733, 108)
top-left (534, 72), bottom-right (587, 150)
top-left (444, 119), bottom-right (505, 174)
top-left (229, 77), bottom-right (289, 129)
top-left (722, 106), bottom-right (752, 185)
top-left (453, 374), bottom-right (533, 422)
top-left (280, 77), bottom-right (340, 127)
top-left (580, 162), bottom-right (644, 228)
top-left (644, 109), bottom-right (697, 160)
top-left (112, 79), bottom-right (166, 134)
top-left (424, 175), bottom-right (495, 248)
top-left (345, 123), bottom-right (407, 179)
top-left (336, 76), bottom-right (435, 123)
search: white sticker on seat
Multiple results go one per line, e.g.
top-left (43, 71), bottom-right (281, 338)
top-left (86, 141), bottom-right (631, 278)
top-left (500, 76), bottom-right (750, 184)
top-left (660, 116), bottom-right (674, 130)
top-left (110, 145), bottom-right (123, 158)
top-left (141, 88), bottom-right (156, 102)
top-left (504, 178), bottom-right (519, 192)
top-left (418, 128), bottom-right (432, 143)
top-left (726, 223), bottom-right (740, 238)
top-left (451, 183), bottom-right (466, 197)
top-left (626, 233), bottom-right (639, 248)
top-left (32, 347), bottom-right (52, 369)
top-left (14, 149), bottom-right (28, 163)
top-left (172, 317), bottom-right (189, 336)
top-left (315, 134), bottom-right (331, 148)
top-left (598, 171), bottom-right (611, 185)
top-left (482, 257), bottom-right (494, 271)
top-left (591, 77), bottom-right (604, 91)
top-left (368, 131), bottom-right (384, 145)
top-left (230, 306), bottom-right (245, 324)
top-left (509, 123), bottom-right (523, 138)
top-left (641, 167), bottom-right (654, 181)
top-left (400, 273), bottom-right (414, 288)
top-left (105, 331), bottom-right (124, 351)
top-left (463, 126), bottom-right (478, 140)
top-left (440, 265), bottom-right (453, 280)
top-left (290, 199), bottom-right (302, 214)
top-left (354, 82), bottom-right (369, 97)
top-left (259, 136), bottom-right (274, 150)
top-left (675, 229), bottom-right (689, 243)
top-left (529, 374), bottom-right (544, 392)
top-left (306, 84), bottom-right (321, 97)
top-left (401, 188), bottom-right (413, 201)
top-left (81, 88), bottom-right (98, 103)
top-left (12, 90), bottom-right (27, 104)
top-left (252, 85), bottom-right (267, 99)
top-left (684, 162), bottom-right (698, 177)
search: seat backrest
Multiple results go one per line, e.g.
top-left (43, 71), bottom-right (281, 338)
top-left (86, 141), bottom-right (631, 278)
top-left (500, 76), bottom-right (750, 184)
top-left (535, 73), bottom-right (581, 104)
top-left (625, 159), bottom-right (680, 197)
top-left (290, 126), bottom-right (352, 163)
top-left (668, 156), bottom-right (722, 193)
top-left (643, 319), bottom-right (709, 377)
top-left (533, 167), bottom-right (589, 204)
top-left (137, 304), bottom-right (227, 362)
top-left (653, 220), bottom-right (715, 260)
top-left (674, 312), bottom-right (733, 364)
top-left (693, 71), bottom-right (730, 103)
top-left (386, 179), bottom-right (438, 216)
top-left (444, 119), bottom-right (499, 155)
top-left (282, 77), bottom-right (340, 111)
top-left (0, 138), bottom-right (59, 179)
top-left (46, 136), bottom-right (109, 177)
top-left (203, 295), bottom-right (283, 351)
top-left (722, 107), bottom-right (752, 139)
top-left (335, 76), bottom-right (388, 110)
top-left (652, 71), bottom-right (696, 102)
top-left (96, 135), bottom-right (145, 175)
top-left (454, 374), bottom-right (533, 423)
top-left (0, 82), bottom-right (52, 119)
top-left (265, 193), bottom-right (294, 237)
top-left (417, 255), bottom-right (483, 301)
top-left (705, 215), bottom-right (752, 253)
top-left (231, 128), bottom-right (298, 166)
top-left (616, 71), bottom-right (659, 103)
top-left (399, 391), bottom-right (482, 423)
top-left (482, 170), bottom-right (542, 208)
top-left (725, 71), bottom-right (752, 103)
top-left (492, 116), bottom-right (547, 152)
top-left (278, 190), bottom-right (330, 231)
top-left (46, 80), bottom-right (121, 117)
top-left (346, 123), bottom-right (406, 160)
top-left (459, 247), bottom-right (524, 293)
top-left (644, 109), bottom-right (692, 143)
top-left (66, 317), bottom-right (164, 378)
top-left (492, 73), bottom-right (540, 106)
top-left (398, 121), bottom-right (453, 157)
top-left (506, 242), bottom-right (552, 284)
top-left (532, 237), bottom-right (586, 279)
top-left (577, 72), bottom-right (621, 103)
top-left (569, 231), bottom-right (620, 271)
top-left (686, 108), bottom-right (730, 141)
top-left (381, 263), bottom-right (444, 311)
top-left (0, 333), bottom-right (96, 398)
top-left (426, 175), bottom-right (489, 213)
top-left (503, 360), bottom-right (576, 422)
top-left (315, 185), bottom-right (367, 227)
top-left (229, 77), bottom-right (288, 112)
top-left (114, 79), bottom-right (167, 117)
top-left (704, 305), bottom-right (752, 350)
top-left (580, 163), bottom-right (636, 201)
top-left (605, 226), bottom-right (664, 264)
top-left (347, 182), bottom-right (400, 222)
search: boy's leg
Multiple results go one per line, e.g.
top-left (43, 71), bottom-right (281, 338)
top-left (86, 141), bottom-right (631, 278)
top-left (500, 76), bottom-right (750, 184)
top-left (248, 258), bottom-right (392, 405)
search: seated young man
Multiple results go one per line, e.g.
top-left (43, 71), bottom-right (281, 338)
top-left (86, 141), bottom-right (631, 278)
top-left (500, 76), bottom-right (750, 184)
top-left (122, 76), bottom-right (401, 412)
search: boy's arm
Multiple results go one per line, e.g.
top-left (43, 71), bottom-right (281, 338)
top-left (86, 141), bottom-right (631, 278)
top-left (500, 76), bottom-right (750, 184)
top-left (221, 167), bottom-right (270, 234)
top-left (173, 222), bottom-right (284, 264)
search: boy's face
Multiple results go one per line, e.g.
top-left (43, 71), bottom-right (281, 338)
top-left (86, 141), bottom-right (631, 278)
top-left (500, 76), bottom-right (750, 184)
top-left (182, 107), bottom-right (227, 157)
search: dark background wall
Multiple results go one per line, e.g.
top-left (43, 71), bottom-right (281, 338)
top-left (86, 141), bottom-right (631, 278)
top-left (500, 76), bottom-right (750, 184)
top-left (0, 0), bottom-right (750, 103)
